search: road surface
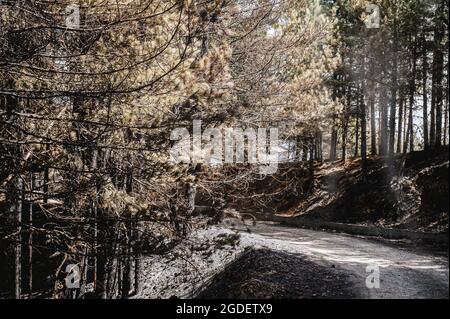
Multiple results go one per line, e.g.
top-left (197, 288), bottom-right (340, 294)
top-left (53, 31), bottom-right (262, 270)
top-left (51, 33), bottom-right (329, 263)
top-left (226, 221), bottom-right (449, 299)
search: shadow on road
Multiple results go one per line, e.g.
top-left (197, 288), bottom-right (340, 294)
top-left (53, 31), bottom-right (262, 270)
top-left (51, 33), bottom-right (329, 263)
top-left (196, 248), bottom-right (361, 299)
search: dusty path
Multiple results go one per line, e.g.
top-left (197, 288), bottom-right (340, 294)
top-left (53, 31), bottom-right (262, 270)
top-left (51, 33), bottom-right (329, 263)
top-left (226, 221), bottom-right (449, 299)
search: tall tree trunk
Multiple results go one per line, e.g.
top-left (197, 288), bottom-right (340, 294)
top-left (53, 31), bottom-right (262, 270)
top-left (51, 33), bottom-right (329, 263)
top-left (330, 118), bottom-right (338, 161)
top-left (14, 177), bottom-right (23, 299)
top-left (432, 3), bottom-right (445, 148)
top-left (408, 33), bottom-right (417, 152)
top-left (360, 89), bottom-right (367, 180)
top-left (422, 34), bottom-right (429, 150)
top-left (379, 63), bottom-right (389, 156)
top-left (342, 85), bottom-right (351, 162)
top-left (28, 173), bottom-right (33, 297)
top-left (408, 99), bottom-right (414, 152)
top-left (444, 79), bottom-right (449, 146)
top-left (355, 100), bottom-right (360, 157)
top-left (317, 132), bottom-right (323, 162)
top-left (330, 76), bottom-right (339, 161)
top-left (296, 136), bottom-right (301, 161)
top-left (430, 89), bottom-right (436, 147)
top-left (302, 141), bottom-right (308, 161)
top-left (370, 89), bottom-right (377, 155)
top-left (7, 82), bottom-right (22, 299)
top-left (389, 20), bottom-right (399, 159)
top-left (403, 98), bottom-right (408, 152)
top-left (313, 135), bottom-right (318, 160)
top-left (133, 216), bottom-right (141, 296)
top-left (397, 95), bottom-right (404, 153)
top-left (378, 98), bottom-right (382, 152)
top-left (43, 148), bottom-right (49, 204)
top-left (308, 139), bottom-right (314, 193)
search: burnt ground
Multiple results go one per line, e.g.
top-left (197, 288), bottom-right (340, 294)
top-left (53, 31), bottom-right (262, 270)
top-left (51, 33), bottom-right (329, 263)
top-left (197, 248), bottom-right (360, 299)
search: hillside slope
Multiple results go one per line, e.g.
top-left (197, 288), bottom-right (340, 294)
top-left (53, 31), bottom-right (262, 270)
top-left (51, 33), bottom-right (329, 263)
top-left (279, 148), bottom-right (449, 233)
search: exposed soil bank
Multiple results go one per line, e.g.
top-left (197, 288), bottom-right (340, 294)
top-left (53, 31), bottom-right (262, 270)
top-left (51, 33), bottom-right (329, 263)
top-left (134, 227), bottom-right (244, 299)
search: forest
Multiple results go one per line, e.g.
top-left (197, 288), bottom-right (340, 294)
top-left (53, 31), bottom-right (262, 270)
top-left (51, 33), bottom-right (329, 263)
top-left (0, 0), bottom-right (448, 300)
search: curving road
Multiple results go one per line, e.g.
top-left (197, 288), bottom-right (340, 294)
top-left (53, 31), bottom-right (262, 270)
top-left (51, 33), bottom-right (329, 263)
top-left (227, 221), bottom-right (449, 299)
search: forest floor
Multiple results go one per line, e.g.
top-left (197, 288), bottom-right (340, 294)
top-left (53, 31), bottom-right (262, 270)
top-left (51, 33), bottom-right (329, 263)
top-left (135, 219), bottom-right (449, 299)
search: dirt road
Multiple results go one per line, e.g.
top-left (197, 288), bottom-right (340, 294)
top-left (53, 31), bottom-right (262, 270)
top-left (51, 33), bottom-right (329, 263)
top-left (225, 221), bottom-right (449, 299)
top-left (135, 220), bottom-right (448, 299)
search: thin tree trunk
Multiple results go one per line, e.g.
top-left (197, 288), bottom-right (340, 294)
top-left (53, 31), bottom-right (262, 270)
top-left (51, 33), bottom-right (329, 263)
top-left (370, 90), bottom-right (377, 155)
top-left (430, 91), bottom-right (436, 147)
top-left (314, 135), bottom-right (318, 161)
top-left (342, 86), bottom-right (351, 162)
top-left (14, 177), bottom-right (23, 299)
top-left (355, 100), bottom-right (360, 157)
top-left (360, 88), bottom-right (368, 180)
top-left (308, 140), bottom-right (314, 192)
top-left (397, 95), bottom-right (404, 153)
top-left (389, 20), bottom-right (399, 159)
top-left (380, 68), bottom-right (389, 156)
top-left (433, 6), bottom-right (444, 148)
top-left (330, 119), bottom-right (338, 161)
top-left (43, 150), bottom-right (49, 204)
top-left (28, 173), bottom-right (33, 297)
top-left (330, 77), bottom-right (339, 161)
top-left (302, 141), bottom-right (308, 161)
top-left (403, 98), bottom-right (408, 152)
top-left (378, 91), bottom-right (382, 153)
top-left (444, 79), bottom-right (449, 146)
top-left (133, 218), bottom-right (141, 296)
top-left (91, 150), bottom-right (104, 298)
top-left (121, 224), bottom-right (131, 299)
top-left (408, 101), bottom-right (414, 152)
top-left (317, 132), bottom-right (323, 162)
top-left (8, 87), bottom-right (22, 299)
top-left (422, 34), bottom-right (429, 150)
top-left (409, 34), bottom-right (417, 152)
